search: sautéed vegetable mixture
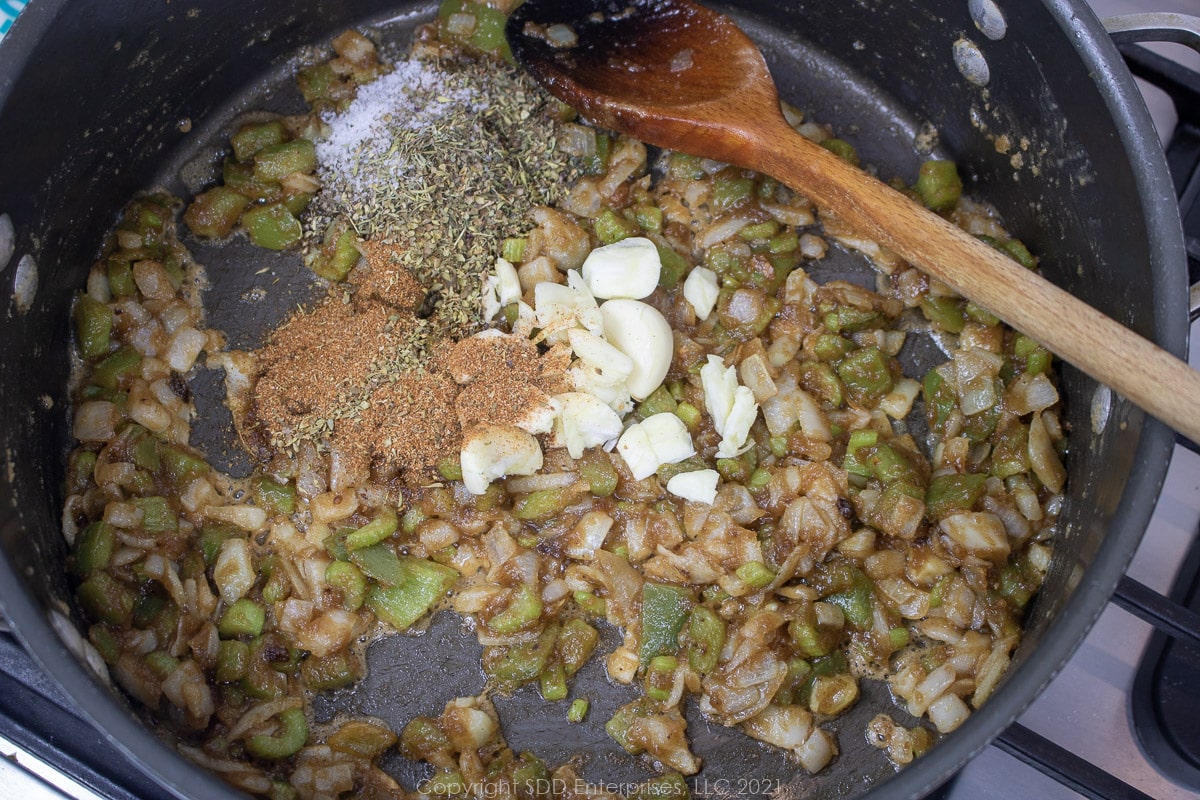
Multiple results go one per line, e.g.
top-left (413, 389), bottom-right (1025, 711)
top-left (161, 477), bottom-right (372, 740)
top-left (62, 4), bottom-right (1065, 798)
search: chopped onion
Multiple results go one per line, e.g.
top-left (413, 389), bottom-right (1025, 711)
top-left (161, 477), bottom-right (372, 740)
top-left (927, 692), bottom-right (970, 733)
top-left (1028, 411), bottom-right (1066, 493)
top-left (73, 401), bottom-right (118, 442)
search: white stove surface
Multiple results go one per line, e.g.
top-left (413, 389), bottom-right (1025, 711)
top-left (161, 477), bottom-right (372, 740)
top-left (2, 1), bottom-right (1200, 799)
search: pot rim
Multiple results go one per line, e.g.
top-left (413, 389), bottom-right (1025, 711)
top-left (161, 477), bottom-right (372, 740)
top-left (0, 0), bottom-right (1187, 799)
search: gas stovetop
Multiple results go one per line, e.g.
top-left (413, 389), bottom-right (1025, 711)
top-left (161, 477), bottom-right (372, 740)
top-left (2, 2), bottom-right (1199, 799)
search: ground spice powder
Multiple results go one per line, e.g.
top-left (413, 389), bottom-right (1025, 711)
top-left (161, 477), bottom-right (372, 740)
top-left (238, 48), bottom-right (582, 486)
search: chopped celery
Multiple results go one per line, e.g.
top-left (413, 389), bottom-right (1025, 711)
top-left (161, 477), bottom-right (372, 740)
top-left (594, 208), bottom-right (636, 244)
top-left (301, 653), bottom-right (359, 691)
top-left (674, 401), bottom-right (702, 430)
top-left (502, 237), bottom-right (527, 262)
top-left (636, 385), bottom-right (678, 420)
top-left (487, 624), bottom-right (559, 684)
top-left (246, 708), bottom-right (308, 760)
top-left (667, 152), bottom-right (705, 180)
top-left (161, 445), bottom-right (209, 487)
top-left (241, 204), bottom-right (303, 250)
top-left (540, 661), bottom-right (568, 701)
top-left (789, 618), bottom-right (833, 659)
top-left (183, 186), bottom-right (251, 239)
top-left (327, 720), bottom-right (397, 759)
top-left (514, 487), bottom-right (575, 521)
top-left (344, 508), bottom-right (398, 551)
top-left (919, 295), bottom-right (966, 333)
top-left (824, 576), bottom-right (874, 630)
top-left (990, 420), bottom-right (1030, 479)
top-left (748, 467), bottom-right (773, 489)
top-left (798, 361), bottom-right (844, 407)
top-left (216, 640), bottom-right (250, 682)
top-left (812, 333), bottom-right (855, 362)
top-left (325, 561), bottom-right (367, 611)
top-left (821, 138), bottom-right (860, 165)
top-left (1002, 238), bottom-right (1037, 269)
top-left (568, 698), bottom-right (590, 723)
top-left (712, 175), bottom-right (754, 210)
top-left (736, 561), bottom-right (775, 589)
top-left (635, 205), bottom-right (663, 233)
top-left (645, 654), bottom-right (678, 701)
top-left (573, 590), bottom-right (607, 617)
top-left (582, 130), bottom-right (611, 175)
top-left (311, 228), bottom-right (362, 282)
top-left (231, 120), bottom-right (287, 162)
top-left (253, 140), bottom-right (317, 183)
top-left (768, 229), bottom-right (800, 254)
top-left (865, 442), bottom-right (924, 486)
top-left (656, 243), bottom-right (689, 290)
top-left (915, 160), bottom-right (963, 211)
top-left (106, 258), bottom-right (137, 297)
top-left (436, 456), bottom-right (463, 482)
top-left (923, 367), bottom-right (957, 433)
top-left (218, 599), bottom-right (266, 638)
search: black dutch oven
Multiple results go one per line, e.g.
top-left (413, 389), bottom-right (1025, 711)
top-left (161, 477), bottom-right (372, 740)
top-left (0, 1), bottom-right (1193, 798)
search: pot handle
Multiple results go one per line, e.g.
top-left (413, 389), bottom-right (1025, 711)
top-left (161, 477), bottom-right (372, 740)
top-left (1103, 13), bottom-right (1200, 318)
top-left (1102, 13), bottom-right (1200, 54)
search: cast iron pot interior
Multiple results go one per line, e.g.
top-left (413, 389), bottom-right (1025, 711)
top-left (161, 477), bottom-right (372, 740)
top-left (0, 0), bottom-right (1185, 798)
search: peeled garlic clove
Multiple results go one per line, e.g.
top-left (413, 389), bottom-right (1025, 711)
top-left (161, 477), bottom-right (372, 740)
top-left (616, 413), bottom-right (696, 480)
top-left (494, 257), bottom-right (522, 306)
top-left (599, 299), bottom-right (673, 400)
top-left (581, 237), bottom-right (662, 300)
top-left (512, 393), bottom-right (561, 436)
top-left (568, 363), bottom-right (634, 416)
top-left (666, 469), bottom-right (719, 504)
top-left (640, 412), bottom-right (695, 464)
top-left (715, 386), bottom-right (758, 458)
top-left (616, 423), bottom-right (659, 481)
top-left (460, 424), bottom-right (544, 495)
top-left (700, 354), bottom-right (738, 434)
top-left (683, 266), bottom-right (719, 320)
top-left (556, 392), bottom-right (623, 458)
top-left (568, 328), bottom-right (634, 382)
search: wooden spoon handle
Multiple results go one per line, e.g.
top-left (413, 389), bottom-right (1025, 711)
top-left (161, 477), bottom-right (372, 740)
top-left (749, 121), bottom-right (1200, 443)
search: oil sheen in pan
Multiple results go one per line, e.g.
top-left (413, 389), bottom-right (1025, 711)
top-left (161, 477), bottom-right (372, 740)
top-left (161, 7), bottom-right (956, 794)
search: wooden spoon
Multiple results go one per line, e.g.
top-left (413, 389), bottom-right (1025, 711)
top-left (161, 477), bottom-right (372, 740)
top-left (506, 0), bottom-right (1200, 443)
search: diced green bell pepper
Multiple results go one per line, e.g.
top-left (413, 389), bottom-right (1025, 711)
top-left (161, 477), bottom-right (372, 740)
top-left (74, 295), bottom-right (113, 360)
top-left (365, 558), bottom-right (458, 630)
top-left (640, 582), bottom-right (692, 664)
top-left (686, 606), bottom-right (726, 674)
top-left (925, 472), bottom-right (988, 520)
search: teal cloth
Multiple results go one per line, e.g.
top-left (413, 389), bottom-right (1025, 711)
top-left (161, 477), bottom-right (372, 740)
top-left (0, 0), bottom-right (28, 38)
